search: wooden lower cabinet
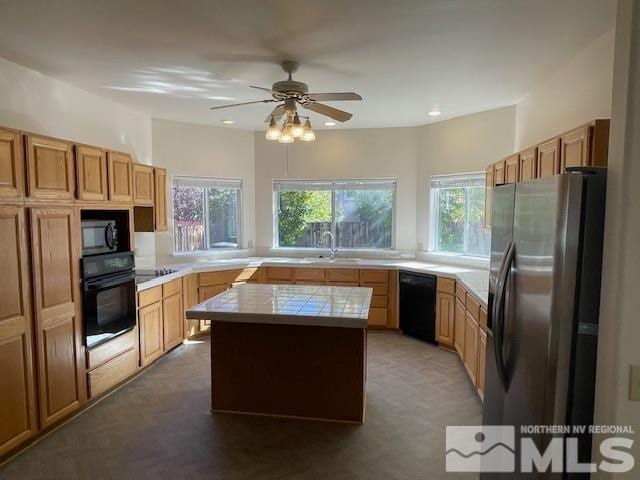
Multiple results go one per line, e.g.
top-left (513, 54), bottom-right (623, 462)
top-left (30, 207), bottom-right (86, 428)
top-left (88, 348), bottom-right (137, 398)
top-left (139, 302), bottom-right (164, 366)
top-left (436, 292), bottom-right (455, 347)
top-left (0, 206), bottom-right (38, 456)
top-left (183, 273), bottom-right (199, 338)
top-left (477, 328), bottom-right (487, 400)
top-left (367, 307), bottom-right (388, 327)
top-left (163, 293), bottom-right (183, 351)
top-left (198, 284), bottom-right (228, 303)
top-left (463, 312), bottom-right (479, 386)
top-left (454, 297), bottom-right (466, 357)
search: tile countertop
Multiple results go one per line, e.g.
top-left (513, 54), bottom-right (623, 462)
top-left (136, 256), bottom-right (490, 309)
top-left (186, 283), bottom-right (372, 329)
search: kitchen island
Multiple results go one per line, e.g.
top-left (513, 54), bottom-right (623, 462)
top-left (187, 283), bottom-right (372, 423)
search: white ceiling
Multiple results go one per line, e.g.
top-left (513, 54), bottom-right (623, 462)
top-left (0, 0), bottom-right (615, 130)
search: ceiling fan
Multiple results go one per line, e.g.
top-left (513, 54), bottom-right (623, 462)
top-left (209, 61), bottom-right (362, 143)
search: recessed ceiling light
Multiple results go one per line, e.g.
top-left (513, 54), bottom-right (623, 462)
top-left (428, 110), bottom-right (442, 117)
top-left (221, 119), bottom-right (235, 125)
top-left (324, 121), bottom-right (336, 127)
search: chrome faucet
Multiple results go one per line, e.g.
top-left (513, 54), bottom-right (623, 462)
top-left (318, 231), bottom-right (338, 260)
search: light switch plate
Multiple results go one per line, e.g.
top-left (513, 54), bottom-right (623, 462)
top-left (628, 365), bottom-right (640, 401)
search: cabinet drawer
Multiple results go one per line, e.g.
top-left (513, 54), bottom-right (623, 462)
top-left (327, 268), bottom-right (359, 283)
top-left (437, 277), bottom-right (456, 295)
top-left (368, 307), bottom-right (388, 327)
top-left (87, 329), bottom-right (136, 369)
top-left (455, 283), bottom-right (467, 303)
top-left (266, 267), bottom-right (294, 281)
top-left (198, 271), bottom-right (228, 286)
top-left (294, 268), bottom-right (326, 282)
top-left (162, 278), bottom-right (182, 297)
top-left (88, 348), bottom-right (137, 398)
top-left (360, 269), bottom-right (389, 283)
top-left (198, 284), bottom-right (227, 303)
top-left (295, 280), bottom-right (326, 286)
top-left (363, 283), bottom-right (388, 296)
top-left (371, 295), bottom-right (388, 308)
top-left (466, 294), bottom-right (481, 320)
top-left (138, 285), bottom-right (162, 308)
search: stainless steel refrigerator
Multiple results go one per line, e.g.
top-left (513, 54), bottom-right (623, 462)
top-left (482, 168), bottom-right (607, 479)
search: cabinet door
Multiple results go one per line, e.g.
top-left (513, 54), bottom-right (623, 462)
top-left (198, 284), bottom-right (227, 302)
top-left (0, 127), bottom-right (25, 200)
top-left (494, 160), bottom-right (505, 185)
top-left (163, 293), bottom-right (183, 351)
top-left (477, 328), bottom-right (487, 401)
top-left (30, 207), bottom-right (85, 428)
top-left (484, 164), bottom-right (494, 229)
top-left (454, 297), bottom-right (466, 358)
top-left (183, 274), bottom-right (200, 338)
top-left (561, 125), bottom-right (591, 171)
top-left (107, 151), bottom-right (133, 202)
top-left (504, 153), bottom-right (519, 184)
top-left (436, 292), bottom-right (455, 347)
top-left (139, 302), bottom-right (163, 366)
top-left (133, 163), bottom-right (154, 206)
top-left (367, 307), bottom-right (388, 327)
top-left (75, 144), bottom-right (107, 202)
top-left (537, 138), bottom-right (561, 178)
top-left (0, 206), bottom-right (37, 455)
top-left (153, 167), bottom-right (168, 231)
top-left (463, 312), bottom-right (479, 386)
top-left (25, 135), bottom-right (75, 200)
top-left (518, 147), bottom-right (537, 182)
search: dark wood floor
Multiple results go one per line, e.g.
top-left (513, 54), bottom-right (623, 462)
top-left (0, 332), bottom-right (482, 479)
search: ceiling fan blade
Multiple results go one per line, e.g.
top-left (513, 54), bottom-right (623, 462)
top-left (250, 85), bottom-right (277, 94)
top-left (209, 99), bottom-right (276, 110)
top-left (265, 104), bottom-right (285, 122)
top-left (303, 102), bottom-right (353, 122)
top-left (307, 92), bottom-right (362, 101)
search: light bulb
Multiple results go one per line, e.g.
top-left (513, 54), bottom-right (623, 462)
top-left (278, 123), bottom-right (294, 143)
top-left (265, 117), bottom-right (281, 140)
top-left (291, 114), bottom-right (304, 137)
top-left (300, 119), bottom-right (316, 141)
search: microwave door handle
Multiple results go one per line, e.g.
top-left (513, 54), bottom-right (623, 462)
top-left (493, 241), bottom-right (515, 391)
top-left (105, 223), bottom-right (115, 249)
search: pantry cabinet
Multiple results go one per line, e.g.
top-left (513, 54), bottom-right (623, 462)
top-left (133, 163), bottom-right (154, 206)
top-left (0, 127), bottom-right (24, 200)
top-left (107, 151), bottom-right (133, 203)
top-left (153, 167), bottom-right (168, 231)
top-left (75, 144), bottom-right (108, 202)
top-left (29, 207), bottom-right (86, 428)
top-left (25, 134), bottom-right (75, 201)
top-left (0, 206), bottom-right (37, 456)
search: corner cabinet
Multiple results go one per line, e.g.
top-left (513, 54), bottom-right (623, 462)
top-left (29, 207), bottom-right (86, 428)
top-left (107, 151), bottom-right (133, 203)
top-left (0, 127), bottom-right (25, 200)
top-left (75, 144), bottom-right (108, 202)
top-left (25, 134), bottom-right (76, 201)
top-left (0, 206), bottom-right (38, 456)
top-left (153, 167), bottom-right (168, 231)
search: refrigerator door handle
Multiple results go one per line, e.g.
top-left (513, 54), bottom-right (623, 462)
top-left (493, 240), bottom-right (515, 391)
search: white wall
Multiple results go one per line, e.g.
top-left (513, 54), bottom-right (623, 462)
top-left (514, 28), bottom-right (615, 150)
top-left (254, 127), bottom-right (420, 254)
top-left (151, 118), bottom-right (255, 264)
top-left (416, 106), bottom-right (516, 251)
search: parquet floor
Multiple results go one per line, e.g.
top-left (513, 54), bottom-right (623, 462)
top-left (0, 332), bottom-right (482, 480)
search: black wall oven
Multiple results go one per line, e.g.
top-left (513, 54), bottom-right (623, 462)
top-left (82, 251), bottom-right (136, 349)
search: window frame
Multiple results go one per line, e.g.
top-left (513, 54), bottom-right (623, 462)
top-left (272, 178), bottom-right (397, 251)
top-left (171, 176), bottom-right (243, 254)
top-left (428, 172), bottom-right (489, 258)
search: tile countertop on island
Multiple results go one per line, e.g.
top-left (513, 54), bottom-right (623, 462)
top-left (187, 283), bottom-right (373, 329)
top-left (135, 256), bottom-right (490, 309)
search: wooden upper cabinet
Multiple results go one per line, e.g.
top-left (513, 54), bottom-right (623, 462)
top-left (75, 144), bottom-right (107, 202)
top-left (537, 137), bottom-right (561, 178)
top-left (0, 206), bottom-right (38, 456)
top-left (494, 160), bottom-right (506, 185)
top-left (153, 167), bottom-right (168, 231)
top-left (504, 153), bottom-right (519, 184)
top-left (484, 164), bottom-right (494, 229)
top-left (133, 163), bottom-right (154, 206)
top-left (0, 127), bottom-right (25, 200)
top-left (29, 207), bottom-right (85, 428)
top-left (25, 134), bottom-right (75, 200)
top-left (518, 147), bottom-right (537, 182)
top-left (107, 151), bottom-right (133, 202)
top-left (561, 125), bottom-right (591, 171)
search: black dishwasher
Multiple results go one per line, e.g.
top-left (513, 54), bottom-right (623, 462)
top-left (399, 271), bottom-right (437, 343)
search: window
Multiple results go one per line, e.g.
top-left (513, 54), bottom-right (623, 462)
top-left (273, 179), bottom-right (396, 250)
top-left (172, 177), bottom-right (242, 253)
top-left (430, 173), bottom-right (490, 257)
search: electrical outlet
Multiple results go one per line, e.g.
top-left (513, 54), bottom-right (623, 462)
top-left (628, 365), bottom-right (640, 401)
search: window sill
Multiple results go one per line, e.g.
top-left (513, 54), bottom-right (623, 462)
top-left (416, 251), bottom-right (489, 269)
top-left (171, 248), bottom-right (250, 258)
top-left (264, 247), bottom-right (413, 260)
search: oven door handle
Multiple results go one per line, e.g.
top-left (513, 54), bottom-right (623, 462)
top-left (84, 272), bottom-right (135, 290)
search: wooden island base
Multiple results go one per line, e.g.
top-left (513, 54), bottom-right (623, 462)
top-left (211, 321), bottom-right (367, 423)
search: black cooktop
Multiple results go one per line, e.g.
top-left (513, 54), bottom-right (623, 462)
top-left (135, 268), bottom-right (178, 284)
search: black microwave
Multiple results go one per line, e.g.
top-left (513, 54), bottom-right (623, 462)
top-left (82, 219), bottom-right (119, 256)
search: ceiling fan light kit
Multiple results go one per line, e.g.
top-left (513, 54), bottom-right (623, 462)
top-left (210, 60), bottom-right (362, 143)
